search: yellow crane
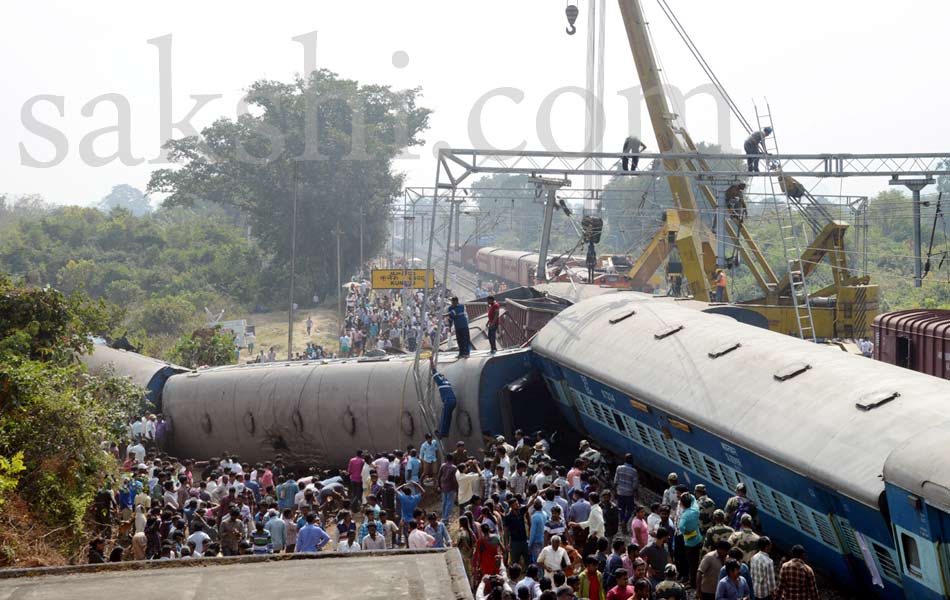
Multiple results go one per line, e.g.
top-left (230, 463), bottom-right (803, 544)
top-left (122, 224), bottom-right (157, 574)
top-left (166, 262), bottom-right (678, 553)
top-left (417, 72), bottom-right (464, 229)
top-left (586, 0), bottom-right (878, 338)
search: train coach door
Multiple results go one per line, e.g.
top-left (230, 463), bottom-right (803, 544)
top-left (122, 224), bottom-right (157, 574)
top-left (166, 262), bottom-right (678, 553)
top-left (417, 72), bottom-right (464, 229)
top-left (897, 336), bottom-right (914, 369)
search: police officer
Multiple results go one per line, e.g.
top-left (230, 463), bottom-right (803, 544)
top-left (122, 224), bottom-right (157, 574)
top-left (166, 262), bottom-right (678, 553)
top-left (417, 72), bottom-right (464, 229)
top-left (694, 484), bottom-right (717, 536)
top-left (727, 514), bottom-right (761, 564)
top-left (654, 564), bottom-right (687, 599)
top-left (701, 510), bottom-right (734, 553)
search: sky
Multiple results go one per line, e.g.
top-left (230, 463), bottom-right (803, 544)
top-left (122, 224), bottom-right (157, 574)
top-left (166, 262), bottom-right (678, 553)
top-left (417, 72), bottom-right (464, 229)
top-left (1, 0), bottom-right (948, 207)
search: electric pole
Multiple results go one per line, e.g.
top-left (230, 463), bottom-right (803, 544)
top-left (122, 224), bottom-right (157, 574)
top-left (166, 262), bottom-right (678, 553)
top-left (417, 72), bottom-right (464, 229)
top-left (287, 160), bottom-right (298, 361)
top-left (334, 222), bottom-right (344, 350)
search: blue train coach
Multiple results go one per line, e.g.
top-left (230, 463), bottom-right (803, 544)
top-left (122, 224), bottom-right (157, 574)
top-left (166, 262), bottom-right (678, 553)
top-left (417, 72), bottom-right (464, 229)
top-left (530, 292), bottom-right (950, 599)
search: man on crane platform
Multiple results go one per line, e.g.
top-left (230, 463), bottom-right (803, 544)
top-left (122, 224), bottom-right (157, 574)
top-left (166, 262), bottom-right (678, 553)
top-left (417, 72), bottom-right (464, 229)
top-left (622, 136), bottom-right (647, 171)
top-left (743, 127), bottom-right (772, 172)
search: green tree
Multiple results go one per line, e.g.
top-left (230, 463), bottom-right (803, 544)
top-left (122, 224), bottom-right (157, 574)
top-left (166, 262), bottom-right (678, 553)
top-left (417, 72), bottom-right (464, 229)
top-left (168, 326), bottom-right (237, 368)
top-left (98, 184), bottom-right (152, 216)
top-left (0, 273), bottom-right (147, 560)
top-left (149, 69), bottom-right (431, 301)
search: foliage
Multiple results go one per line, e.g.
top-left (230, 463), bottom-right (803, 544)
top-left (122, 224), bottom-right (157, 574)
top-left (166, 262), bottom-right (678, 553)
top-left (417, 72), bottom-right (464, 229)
top-left (0, 203), bottom-right (264, 353)
top-left (0, 193), bottom-right (49, 234)
top-left (0, 274), bottom-right (149, 546)
top-left (149, 69), bottom-right (431, 302)
top-left (98, 184), bottom-right (152, 216)
top-left (0, 453), bottom-right (25, 507)
top-left (168, 326), bottom-right (237, 368)
top-left (0, 273), bottom-right (121, 361)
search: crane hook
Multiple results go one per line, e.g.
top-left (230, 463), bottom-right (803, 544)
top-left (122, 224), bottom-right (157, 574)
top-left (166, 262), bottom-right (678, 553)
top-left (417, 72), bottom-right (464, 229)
top-left (565, 2), bottom-right (579, 35)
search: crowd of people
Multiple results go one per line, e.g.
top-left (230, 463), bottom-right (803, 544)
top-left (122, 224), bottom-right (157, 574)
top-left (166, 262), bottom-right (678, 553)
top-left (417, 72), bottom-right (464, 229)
top-left (91, 416), bottom-right (823, 600)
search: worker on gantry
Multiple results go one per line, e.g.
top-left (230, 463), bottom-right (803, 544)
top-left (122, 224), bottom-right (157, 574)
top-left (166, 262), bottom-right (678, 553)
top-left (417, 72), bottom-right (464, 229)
top-left (743, 127), bottom-right (772, 172)
top-left (778, 174), bottom-right (806, 200)
top-left (724, 183), bottom-right (748, 222)
top-left (622, 135), bottom-right (647, 171)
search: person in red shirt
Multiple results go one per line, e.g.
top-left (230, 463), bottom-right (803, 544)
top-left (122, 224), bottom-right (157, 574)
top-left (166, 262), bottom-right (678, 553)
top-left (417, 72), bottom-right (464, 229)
top-left (347, 450), bottom-right (365, 510)
top-left (486, 295), bottom-right (500, 353)
top-left (606, 568), bottom-right (635, 600)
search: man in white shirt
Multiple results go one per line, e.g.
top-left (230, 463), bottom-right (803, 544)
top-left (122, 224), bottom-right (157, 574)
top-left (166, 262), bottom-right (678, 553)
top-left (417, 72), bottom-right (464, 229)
top-left (130, 417), bottom-right (145, 441)
top-left (361, 522), bottom-right (387, 551)
top-left (126, 441), bottom-right (146, 464)
top-left (571, 492), bottom-right (605, 540)
top-left (537, 535), bottom-right (569, 578)
top-left (187, 523), bottom-right (211, 556)
top-left (337, 530), bottom-right (361, 553)
top-left (407, 520), bottom-right (435, 549)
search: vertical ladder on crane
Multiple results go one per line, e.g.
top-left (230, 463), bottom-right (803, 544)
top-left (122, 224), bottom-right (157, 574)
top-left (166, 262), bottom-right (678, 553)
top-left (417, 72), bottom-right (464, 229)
top-left (754, 101), bottom-right (818, 342)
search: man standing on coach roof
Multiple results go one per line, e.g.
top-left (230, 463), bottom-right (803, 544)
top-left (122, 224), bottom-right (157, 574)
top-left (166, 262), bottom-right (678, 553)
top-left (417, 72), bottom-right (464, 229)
top-left (447, 296), bottom-right (473, 357)
top-left (486, 295), bottom-right (500, 353)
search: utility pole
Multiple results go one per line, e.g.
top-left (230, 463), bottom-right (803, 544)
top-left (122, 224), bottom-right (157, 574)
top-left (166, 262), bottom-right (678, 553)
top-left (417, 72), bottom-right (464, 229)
top-left (528, 176), bottom-right (570, 281)
top-left (287, 160), bottom-right (298, 361)
top-left (890, 176), bottom-right (935, 287)
top-left (334, 222), bottom-right (343, 348)
top-left (359, 200), bottom-right (365, 278)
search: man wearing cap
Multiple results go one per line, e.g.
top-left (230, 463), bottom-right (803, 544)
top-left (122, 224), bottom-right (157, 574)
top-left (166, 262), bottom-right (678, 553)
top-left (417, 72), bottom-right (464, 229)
top-left (727, 514), bottom-right (761, 563)
top-left (724, 483), bottom-right (759, 531)
top-left (694, 484), bottom-right (717, 536)
top-left (495, 434), bottom-right (514, 457)
top-left (702, 510), bottom-right (734, 553)
top-left (654, 564), bottom-right (687, 599)
top-left (661, 474), bottom-right (679, 509)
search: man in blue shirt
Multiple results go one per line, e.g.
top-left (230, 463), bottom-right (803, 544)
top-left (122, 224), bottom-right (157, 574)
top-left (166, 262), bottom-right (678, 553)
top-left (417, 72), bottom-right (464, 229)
top-left (430, 356), bottom-right (457, 438)
top-left (446, 297), bottom-right (473, 357)
top-left (405, 449), bottom-right (421, 483)
top-left (529, 498), bottom-right (548, 564)
top-left (295, 513), bottom-right (330, 552)
top-left (420, 433), bottom-right (439, 485)
top-left (276, 477), bottom-right (298, 511)
top-left (425, 512), bottom-right (451, 548)
top-left (397, 481), bottom-right (424, 546)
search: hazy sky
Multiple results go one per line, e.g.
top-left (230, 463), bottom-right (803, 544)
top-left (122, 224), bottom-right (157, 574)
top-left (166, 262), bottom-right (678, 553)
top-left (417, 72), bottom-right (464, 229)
top-left (2, 0), bottom-right (947, 206)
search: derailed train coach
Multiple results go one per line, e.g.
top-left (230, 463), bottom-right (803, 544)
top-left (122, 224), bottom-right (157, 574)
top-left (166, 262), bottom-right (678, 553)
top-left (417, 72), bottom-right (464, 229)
top-left (81, 344), bottom-right (186, 409)
top-left (161, 351), bottom-right (536, 468)
top-left (532, 292), bottom-right (950, 599)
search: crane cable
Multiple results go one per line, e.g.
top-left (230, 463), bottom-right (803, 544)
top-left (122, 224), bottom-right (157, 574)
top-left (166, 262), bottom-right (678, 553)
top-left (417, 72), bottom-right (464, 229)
top-left (653, 0), bottom-right (754, 134)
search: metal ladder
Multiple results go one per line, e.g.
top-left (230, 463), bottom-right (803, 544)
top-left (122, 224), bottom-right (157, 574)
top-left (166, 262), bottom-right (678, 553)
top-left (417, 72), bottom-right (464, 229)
top-left (754, 101), bottom-right (817, 342)
top-left (411, 363), bottom-right (446, 455)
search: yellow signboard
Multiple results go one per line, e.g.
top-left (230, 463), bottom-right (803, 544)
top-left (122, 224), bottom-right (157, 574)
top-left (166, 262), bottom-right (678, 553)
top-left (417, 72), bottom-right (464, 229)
top-left (371, 269), bottom-right (436, 289)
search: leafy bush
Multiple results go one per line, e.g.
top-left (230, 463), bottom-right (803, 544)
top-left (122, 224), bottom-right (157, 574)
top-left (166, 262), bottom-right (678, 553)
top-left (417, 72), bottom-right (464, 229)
top-left (168, 326), bottom-right (237, 368)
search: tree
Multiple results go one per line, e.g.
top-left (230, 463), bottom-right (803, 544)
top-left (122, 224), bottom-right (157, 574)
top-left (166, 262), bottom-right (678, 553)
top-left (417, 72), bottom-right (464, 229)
top-left (98, 184), bottom-right (152, 216)
top-left (168, 326), bottom-right (237, 368)
top-left (149, 69), bottom-right (431, 301)
top-left (0, 273), bottom-right (147, 560)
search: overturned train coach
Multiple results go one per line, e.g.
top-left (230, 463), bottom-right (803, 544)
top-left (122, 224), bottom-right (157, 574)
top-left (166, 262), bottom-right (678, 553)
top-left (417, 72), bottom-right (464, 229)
top-left (91, 292), bottom-right (950, 599)
top-left (532, 293), bottom-right (950, 600)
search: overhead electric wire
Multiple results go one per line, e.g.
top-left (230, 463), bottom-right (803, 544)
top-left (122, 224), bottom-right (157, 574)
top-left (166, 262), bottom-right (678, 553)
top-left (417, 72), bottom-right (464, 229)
top-left (654, 0), bottom-right (753, 134)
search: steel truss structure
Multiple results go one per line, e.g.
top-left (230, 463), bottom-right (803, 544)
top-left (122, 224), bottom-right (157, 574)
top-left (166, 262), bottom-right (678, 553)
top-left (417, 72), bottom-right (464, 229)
top-left (434, 148), bottom-right (950, 186)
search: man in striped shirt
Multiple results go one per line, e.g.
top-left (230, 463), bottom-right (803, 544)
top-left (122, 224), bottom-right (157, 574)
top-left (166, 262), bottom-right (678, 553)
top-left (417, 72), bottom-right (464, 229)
top-left (750, 537), bottom-right (776, 600)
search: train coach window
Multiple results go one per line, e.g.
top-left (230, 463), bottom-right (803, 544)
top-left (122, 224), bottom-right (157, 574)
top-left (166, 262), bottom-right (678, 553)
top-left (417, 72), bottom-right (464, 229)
top-left (901, 533), bottom-right (923, 578)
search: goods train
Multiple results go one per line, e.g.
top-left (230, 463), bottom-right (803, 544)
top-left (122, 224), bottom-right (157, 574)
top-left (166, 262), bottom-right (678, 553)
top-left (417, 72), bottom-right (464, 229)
top-left (873, 309), bottom-right (950, 380)
top-left (450, 244), bottom-right (633, 289)
top-left (86, 292), bottom-right (950, 599)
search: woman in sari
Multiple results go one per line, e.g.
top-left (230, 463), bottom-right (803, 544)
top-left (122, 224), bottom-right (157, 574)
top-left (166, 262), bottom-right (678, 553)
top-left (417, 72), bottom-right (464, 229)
top-left (455, 515), bottom-right (476, 586)
top-left (473, 522), bottom-right (502, 581)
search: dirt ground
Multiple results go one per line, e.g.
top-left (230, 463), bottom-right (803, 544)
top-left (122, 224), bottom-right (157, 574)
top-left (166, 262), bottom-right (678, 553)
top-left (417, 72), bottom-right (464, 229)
top-left (238, 304), bottom-right (342, 362)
